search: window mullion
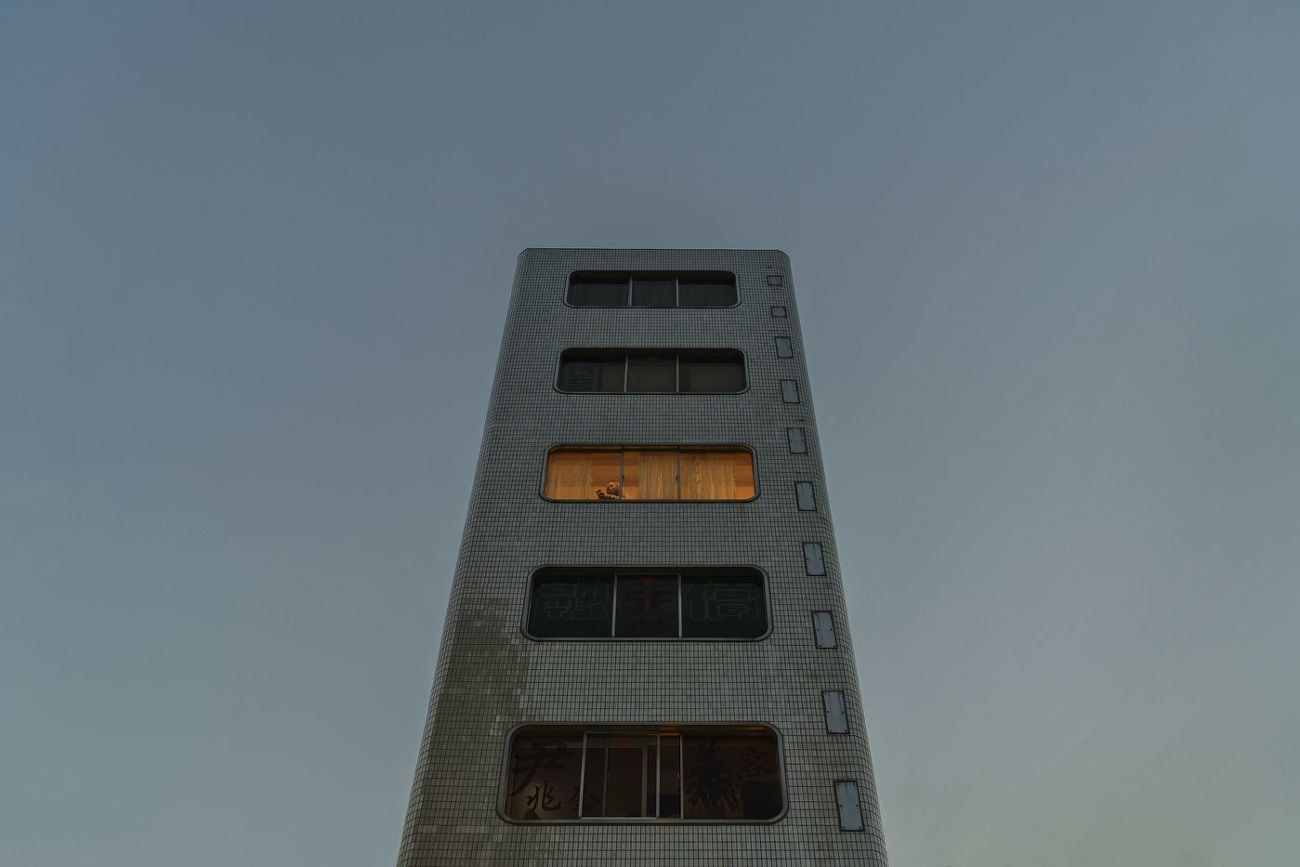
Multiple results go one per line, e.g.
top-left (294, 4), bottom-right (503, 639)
top-left (610, 574), bottom-right (619, 637)
top-left (676, 575), bottom-right (683, 638)
top-left (655, 733), bottom-right (662, 818)
top-left (578, 732), bottom-right (589, 818)
top-left (623, 355), bottom-right (629, 393)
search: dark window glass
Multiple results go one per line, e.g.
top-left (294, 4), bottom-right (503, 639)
top-left (678, 275), bottom-right (738, 307)
top-left (558, 354), bottom-right (625, 392)
top-left (626, 355), bottom-right (676, 392)
top-left (568, 273), bottom-right (629, 307)
top-left (528, 569), bottom-right (765, 640)
top-left (528, 575), bottom-right (614, 638)
top-left (505, 727), bottom-right (781, 822)
top-left (504, 731), bottom-right (583, 820)
top-left (679, 353), bottom-right (745, 392)
top-left (681, 575), bottom-right (766, 639)
top-left (682, 732), bottom-right (782, 820)
top-left (615, 575), bottom-right (679, 637)
top-left (631, 277), bottom-right (676, 307)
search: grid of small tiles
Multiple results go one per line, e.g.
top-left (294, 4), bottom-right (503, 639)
top-left (396, 249), bottom-right (888, 866)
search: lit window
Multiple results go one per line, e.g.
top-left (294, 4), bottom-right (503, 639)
top-left (568, 271), bottom-right (738, 308)
top-left (557, 350), bottom-right (745, 394)
top-left (544, 447), bottom-right (756, 501)
top-left (527, 568), bottom-right (768, 639)
top-left (503, 726), bottom-right (783, 821)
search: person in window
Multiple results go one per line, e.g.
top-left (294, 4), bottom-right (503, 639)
top-left (595, 481), bottom-right (622, 500)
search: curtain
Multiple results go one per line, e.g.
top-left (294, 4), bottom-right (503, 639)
top-left (545, 451), bottom-right (620, 499)
top-left (625, 450), bottom-right (677, 499)
top-left (682, 450), bottom-right (753, 500)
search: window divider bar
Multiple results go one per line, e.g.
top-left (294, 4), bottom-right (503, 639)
top-left (623, 355), bottom-right (629, 393)
top-left (610, 574), bottom-right (619, 637)
top-left (578, 732), bottom-right (589, 819)
top-left (676, 574), bottom-right (683, 638)
top-left (655, 733), bottom-right (662, 818)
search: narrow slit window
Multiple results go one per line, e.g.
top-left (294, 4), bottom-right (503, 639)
top-left (803, 542), bottom-right (826, 576)
top-left (781, 380), bottom-right (800, 403)
top-left (774, 337), bottom-right (793, 358)
top-left (795, 482), bottom-right (817, 511)
top-left (786, 427), bottom-right (807, 454)
top-left (823, 691), bottom-right (849, 733)
top-left (835, 781), bottom-right (865, 831)
top-left (812, 611), bottom-right (836, 648)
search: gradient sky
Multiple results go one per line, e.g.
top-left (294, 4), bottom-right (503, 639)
top-left (3, 2), bottom-right (1298, 865)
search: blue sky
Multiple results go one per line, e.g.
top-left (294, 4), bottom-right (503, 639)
top-left (3, 2), bottom-right (1298, 865)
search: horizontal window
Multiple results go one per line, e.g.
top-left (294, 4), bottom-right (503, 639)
top-left (568, 271), bottom-right (738, 308)
top-left (503, 726), bottom-right (783, 822)
top-left (527, 568), bottom-right (767, 640)
top-left (558, 350), bottom-right (745, 394)
top-left (544, 447), bottom-right (756, 501)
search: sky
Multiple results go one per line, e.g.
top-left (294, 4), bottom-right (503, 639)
top-left (2, 2), bottom-right (1298, 865)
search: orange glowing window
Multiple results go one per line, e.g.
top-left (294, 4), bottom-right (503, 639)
top-left (543, 447), bottom-right (756, 501)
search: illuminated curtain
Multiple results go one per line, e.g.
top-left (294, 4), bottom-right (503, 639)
top-left (682, 451), bottom-right (752, 500)
top-left (625, 450), bottom-right (677, 500)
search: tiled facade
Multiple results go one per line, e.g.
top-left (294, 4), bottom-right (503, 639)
top-left (397, 249), bottom-right (887, 865)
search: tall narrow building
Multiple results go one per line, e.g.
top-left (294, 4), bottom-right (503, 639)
top-left (397, 249), bottom-right (887, 865)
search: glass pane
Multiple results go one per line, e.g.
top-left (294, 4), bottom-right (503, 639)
top-left (528, 575), bottom-right (614, 638)
top-left (603, 747), bottom-right (645, 816)
top-left (659, 734), bottom-right (681, 818)
top-left (679, 355), bottom-right (745, 393)
top-left (626, 354), bottom-right (677, 392)
top-left (582, 744), bottom-right (604, 817)
top-left (681, 575), bottom-right (766, 639)
top-left (631, 277), bottom-right (676, 307)
top-left (680, 450), bottom-right (755, 500)
top-left (682, 732), bottom-right (782, 820)
top-left (558, 354), bottom-right (625, 392)
top-left (504, 730), bottom-right (583, 820)
top-left (586, 735), bottom-right (654, 818)
top-left (545, 450), bottom-right (621, 500)
top-left (622, 450), bottom-right (677, 500)
top-left (615, 575), bottom-right (679, 637)
top-left (677, 274), bottom-right (737, 307)
top-left (569, 273), bottom-right (628, 307)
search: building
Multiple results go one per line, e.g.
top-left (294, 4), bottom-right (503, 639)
top-left (396, 249), bottom-right (887, 865)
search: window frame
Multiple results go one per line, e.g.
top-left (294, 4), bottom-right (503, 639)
top-left (564, 270), bottom-right (741, 309)
top-left (539, 444), bottom-right (759, 503)
top-left (522, 566), bottom-right (773, 642)
top-left (497, 722), bottom-right (788, 825)
top-left (555, 348), bottom-right (749, 395)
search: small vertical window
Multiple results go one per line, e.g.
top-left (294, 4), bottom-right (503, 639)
top-left (781, 380), bottom-right (800, 403)
top-left (795, 482), bottom-right (817, 511)
top-left (786, 428), bottom-right (807, 454)
top-left (823, 691), bottom-right (849, 733)
top-left (812, 611), bottom-right (836, 648)
top-left (766, 274), bottom-right (784, 287)
top-left (835, 781), bottom-right (865, 831)
top-left (770, 305), bottom-right (787, 318)
top-left (774, 337), bottom-right (793, 358)
top-left (803, 542), bottom-right (826, 576)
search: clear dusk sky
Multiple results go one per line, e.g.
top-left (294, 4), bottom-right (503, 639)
top-left (3, 2), bottom-right (1298, 865)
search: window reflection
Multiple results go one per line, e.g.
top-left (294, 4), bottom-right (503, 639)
top-left (505, 727), bottom-right (782, 822)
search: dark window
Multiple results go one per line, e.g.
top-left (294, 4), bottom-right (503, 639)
top-left (558, 350), bottom-right (744, 394)
top-left (527, 574), bottom-right (615, 638)
top-left (626, 355), bottom-right (677, 392)
top-left (679, 354), bottom-right (745, 393)
top-left (615, 575), bottom-right (679, 637)
top-left (568, 273), bottom-right (629, 307)
top-left (505, 726), bottom-right (783, 821)
top-left (557, 353), bottom-right (625, 392)
top-left (630, 276), bottom-right (677, 307)
top-left (527, 568), bottom-right (767, 640)
top-left (568, 271), bottom-right (737, 308)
